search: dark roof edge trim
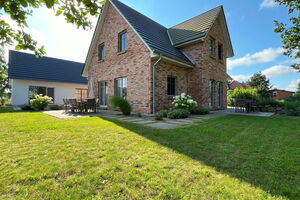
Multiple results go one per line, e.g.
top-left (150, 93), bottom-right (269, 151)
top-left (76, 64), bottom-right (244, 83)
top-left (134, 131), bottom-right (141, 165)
top-left (153, 50), bottom-right (195, 68)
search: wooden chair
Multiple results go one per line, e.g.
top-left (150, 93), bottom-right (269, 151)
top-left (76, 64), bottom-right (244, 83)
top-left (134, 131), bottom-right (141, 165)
top-left (70, 99), bottom-right (80, 113)
top-left (86, 98), bottom-right (97, 113)
top-left (63, 99), bottom-right (70, 112)
top-left (234, 99), bottom-right (246, 112)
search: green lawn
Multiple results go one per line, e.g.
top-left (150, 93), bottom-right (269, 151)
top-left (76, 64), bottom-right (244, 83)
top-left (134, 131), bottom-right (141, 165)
top-left (0, 112), bottom-right (299, 200)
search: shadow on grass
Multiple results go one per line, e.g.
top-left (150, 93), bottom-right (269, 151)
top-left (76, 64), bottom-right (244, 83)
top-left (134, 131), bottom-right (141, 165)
top-left (99, 115), bottom-right (300, 200)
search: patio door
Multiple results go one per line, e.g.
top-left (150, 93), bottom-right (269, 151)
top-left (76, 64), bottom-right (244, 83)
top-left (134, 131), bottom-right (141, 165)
top-left (99, 81), bottom-right (108, 107)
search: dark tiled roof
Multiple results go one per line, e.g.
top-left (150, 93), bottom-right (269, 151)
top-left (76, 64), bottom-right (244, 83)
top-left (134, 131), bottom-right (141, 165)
top-left (8, 50), bottom-right (87, 84)
top-left (168, 6), bottom-right (222, 46)
top-left (229, 81), bottom-right (249, 90)
top-left (110, 0), bottom-right (193, 65)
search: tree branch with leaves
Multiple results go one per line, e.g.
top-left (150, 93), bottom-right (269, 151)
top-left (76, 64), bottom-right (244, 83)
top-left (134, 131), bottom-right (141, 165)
top-left (274, 0), bottom-right (300, 72)
top-left (0, 0), bottom-right (105, 57)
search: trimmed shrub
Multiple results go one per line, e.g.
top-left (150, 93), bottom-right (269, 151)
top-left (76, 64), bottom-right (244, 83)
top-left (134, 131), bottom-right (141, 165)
top-left (109, 96), bottom-right (124, 110)
top-left (167, 109), bottom-right (190, 119)
top-left (30, 95), bottom-right (53, 110)
top-left (0, 107), bottom-right (14, 113)
top-left (258, 99), bottom-right (284, 108)
top-left (172, 93), bottom-right (197, 111)
top-left (284, 101), bottom-right (300, 116)
top-left (21, 104), bottom-right (34, 111)
top-left (109, 96), bottom-right (132, 115)
top-left (155, 110), bottom-right (170, 120)
top-left (48, 104), bottom-right (62, 110)
top-left (155, 112), bottom-right (164, 120)
top-left (191, 108), bottom-right (209, 115)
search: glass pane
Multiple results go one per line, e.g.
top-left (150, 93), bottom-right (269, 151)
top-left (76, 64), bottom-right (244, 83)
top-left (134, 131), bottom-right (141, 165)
top-left (46, 88), bottom-right (54, 101)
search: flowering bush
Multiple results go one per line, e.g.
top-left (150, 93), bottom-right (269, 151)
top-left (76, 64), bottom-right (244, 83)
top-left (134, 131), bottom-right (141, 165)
top-left (172, 93), bottom-right (197, 111)
top-left (30, 94), bottom-right (53, 110)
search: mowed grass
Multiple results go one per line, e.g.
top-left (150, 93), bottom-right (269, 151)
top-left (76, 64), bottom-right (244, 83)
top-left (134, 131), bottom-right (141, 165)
top-left (0, 112), bottom-right (299, 200)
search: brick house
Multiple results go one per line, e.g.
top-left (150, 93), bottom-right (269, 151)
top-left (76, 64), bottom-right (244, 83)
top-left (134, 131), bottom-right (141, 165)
top-left (82, 0), bottom-right (234, 114)
top-left (271, 89), bottom-right (295, 100)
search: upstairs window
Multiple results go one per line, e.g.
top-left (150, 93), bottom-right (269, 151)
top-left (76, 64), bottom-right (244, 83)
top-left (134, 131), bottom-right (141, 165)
top-left (98, 43), bottom-right (105, 60)
top-left (209, 38), bottom-right (215, 57)
top-left (218, 43), bottom-right (223, 60)
top-left (167, 77), bottom-right (176, 96)
top-left (118, 31), bottom-right (127, 52)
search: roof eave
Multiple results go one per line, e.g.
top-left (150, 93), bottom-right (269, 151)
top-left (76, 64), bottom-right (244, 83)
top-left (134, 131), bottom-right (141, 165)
top-left (152, 51), bottom-right (195, 68)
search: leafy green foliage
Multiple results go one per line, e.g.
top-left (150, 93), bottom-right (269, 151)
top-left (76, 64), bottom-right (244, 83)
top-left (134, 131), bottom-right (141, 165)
top-left (155, 110), bottom-right (169, 120)
top-left (21, 104), bottom-right (34, 111)
top-left (172, 93), bottom-right (197, 111)
top-left (247, 72), bottom-right (271, 99)
top-left (30, 94), bottom-right (53, 110)
top-left (283, 94), bottom-right (300, 116)
top-left (274, 0), bottom-right (300, 72)
top-left (0, 0), bottom-right (104, 56)
top-left (230, 88), bottom-right (259, 101)
top-left (190, 108), bottom-right (209, 115)
top-left (167, 109), bottom-right (190, 119)
top-left (48, 104), bottom-right (62, 110)
top-left (258, 99), bottom-right (284, 107)
top-left (0, 48), bottom-right (9, 104)
top-left (109, 96), bottom-right (131, 115)
top-left (0, 107), bottom-right (14, 113)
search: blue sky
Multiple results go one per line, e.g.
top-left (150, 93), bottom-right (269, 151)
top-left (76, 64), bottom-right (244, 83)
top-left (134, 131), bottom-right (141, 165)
top-left (3, 0), bottom-right (300, 91)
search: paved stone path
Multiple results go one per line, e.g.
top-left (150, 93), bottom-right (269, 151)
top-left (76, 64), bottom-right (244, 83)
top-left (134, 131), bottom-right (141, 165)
top-left (42, 110), bottom-right (274, 129)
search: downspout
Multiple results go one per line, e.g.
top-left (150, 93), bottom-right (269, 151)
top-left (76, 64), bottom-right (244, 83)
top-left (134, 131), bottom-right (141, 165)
top-left (152, 53), bottom-right (162, 114)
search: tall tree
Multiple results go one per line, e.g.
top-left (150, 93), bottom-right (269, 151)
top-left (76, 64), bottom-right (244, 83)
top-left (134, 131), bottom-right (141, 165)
top-left (274, 0), bottom-right (300, 72)
top-left (0, 0), bottom-right (104, 56)
top-left (0, 48), bottom-right (9, 105)
top-left (247, 72), bottom-right (271, 99)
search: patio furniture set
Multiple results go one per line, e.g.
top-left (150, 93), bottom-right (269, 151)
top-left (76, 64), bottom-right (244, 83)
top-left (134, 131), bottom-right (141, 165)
top-left (232, 99), bottom-right (257, 113)
top-left (63, 98), bottom-right (98, 113)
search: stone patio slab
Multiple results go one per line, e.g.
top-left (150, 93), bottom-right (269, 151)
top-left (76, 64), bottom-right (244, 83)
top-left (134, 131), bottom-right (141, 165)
top-left (146, 122), bottom-right (178, 129)
top-left (135, 120), bottom-right (156, 124)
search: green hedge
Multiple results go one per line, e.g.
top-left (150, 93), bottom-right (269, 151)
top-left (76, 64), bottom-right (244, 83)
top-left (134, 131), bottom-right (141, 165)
top-left (109, 96), bottom-right (132, 115)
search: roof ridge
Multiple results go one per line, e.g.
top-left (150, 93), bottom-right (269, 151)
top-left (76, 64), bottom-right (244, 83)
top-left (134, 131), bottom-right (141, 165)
top-left (109, 0), bottom-right (167, 30)
top-left (170, 5), bottom-right (222, 29)
top-left (9, 50), bottom-right (84, 65)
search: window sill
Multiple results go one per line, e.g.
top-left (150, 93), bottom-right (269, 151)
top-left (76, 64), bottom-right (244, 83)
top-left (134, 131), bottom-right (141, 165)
top-left (209, 55), bottom-right (216, 59)
top-left (98, 59), bottom-right (105, 63)
top-left (117, 50), bottom-right (128, 55)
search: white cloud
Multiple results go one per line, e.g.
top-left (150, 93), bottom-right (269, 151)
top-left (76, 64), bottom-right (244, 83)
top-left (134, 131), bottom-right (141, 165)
top-left (260, 0), bottom-right (277, 9)
top-left (261, 65), bottom-right (296, 78)
top-left (231, 75), bottom-right (250, 82)
top-left (3, 7), bottom-right (97, 63)
top-left (228, 47), bottom-right (283, 70)
top-left (286, 79), bottom-right (300, 92)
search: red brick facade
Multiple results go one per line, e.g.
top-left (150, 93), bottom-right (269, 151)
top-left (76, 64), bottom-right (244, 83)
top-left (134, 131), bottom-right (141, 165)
top-left (272, 90), bottom-right (295, 100)
top-left (87, 4), bottom-right (229, 113)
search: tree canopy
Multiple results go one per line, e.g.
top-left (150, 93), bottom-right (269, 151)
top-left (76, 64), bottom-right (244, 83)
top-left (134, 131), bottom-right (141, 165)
top-left (0, 0), bottom-right (105, 56)
top-left (247, 72), bottom-right (271, 99)
top-left (274, 0), bottom-right (300, 72)
top-left (0, 48), bottom-right (9, 103)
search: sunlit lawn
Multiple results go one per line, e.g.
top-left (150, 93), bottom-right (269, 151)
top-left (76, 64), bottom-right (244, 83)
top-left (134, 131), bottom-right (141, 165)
top-left (0, 111), bottom-right (299, 199)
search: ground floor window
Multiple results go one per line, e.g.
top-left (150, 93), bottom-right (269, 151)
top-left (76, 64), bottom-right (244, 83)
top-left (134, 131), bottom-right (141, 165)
top-left (167, 76), bottom-right (176, 96)
top-left (75, 88), bottom-right (88, 100)
top-left (209, 80), bottom-right (215, 107)
top-left (115, 77), bottom-right (128, 98)
top-left (99, 81), bottom-right (108, 106)
top-left (218, 82), bottom-right (223, 107)
top-left (29, 86), bottom-right (55, 101)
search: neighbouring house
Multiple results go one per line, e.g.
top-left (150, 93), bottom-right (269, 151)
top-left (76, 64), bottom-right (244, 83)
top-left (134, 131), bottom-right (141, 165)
top-left (271, 89), bottom-right (295, 100)
top-left (8, 51), bottom-right (88, 105)
top-left (228, 80), bottom-right (249, 90)
top-left (82, 0), bottom-right (234, 114)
